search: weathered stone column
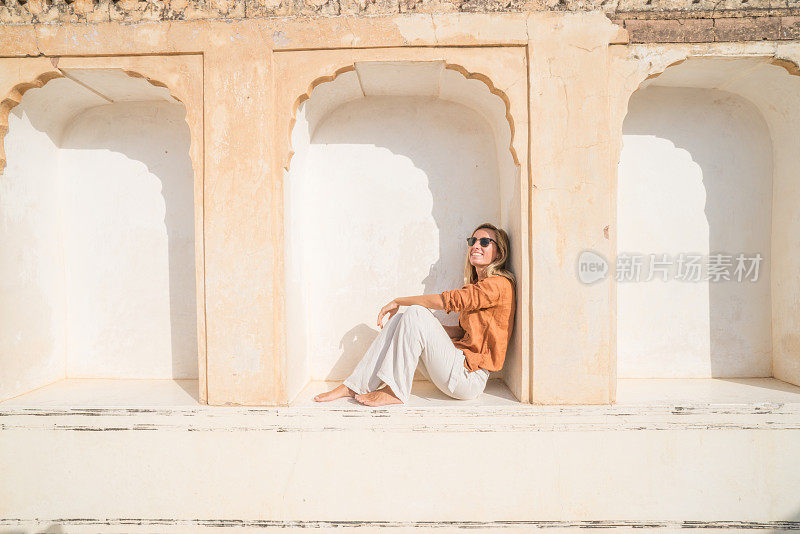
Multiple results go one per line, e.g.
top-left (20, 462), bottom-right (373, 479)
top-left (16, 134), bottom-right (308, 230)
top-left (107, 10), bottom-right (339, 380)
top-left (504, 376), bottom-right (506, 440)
top-left (528, 13), bottom-right (626, 404)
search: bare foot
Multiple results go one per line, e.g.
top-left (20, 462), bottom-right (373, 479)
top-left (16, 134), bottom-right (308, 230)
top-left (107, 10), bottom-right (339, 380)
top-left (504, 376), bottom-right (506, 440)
top-left (314, 384), bottom-right (356, 402)
top-left (355, 385), bottom-right (403, 407)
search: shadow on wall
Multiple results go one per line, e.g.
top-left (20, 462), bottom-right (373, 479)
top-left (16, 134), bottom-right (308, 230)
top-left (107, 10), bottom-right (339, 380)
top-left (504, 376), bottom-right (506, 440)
top-left (338, 323), bottom-right (381, 375)
top-left (619, 86), bottom-right (772, 378)
top-left (305, 96), bottom-right (501, 380)
top-left (9, 97), bottom-right (196, 379)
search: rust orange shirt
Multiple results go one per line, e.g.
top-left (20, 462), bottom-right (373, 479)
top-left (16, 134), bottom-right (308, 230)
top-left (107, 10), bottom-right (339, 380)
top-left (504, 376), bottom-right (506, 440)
top-left (440, 275), bottom-right (516, 373)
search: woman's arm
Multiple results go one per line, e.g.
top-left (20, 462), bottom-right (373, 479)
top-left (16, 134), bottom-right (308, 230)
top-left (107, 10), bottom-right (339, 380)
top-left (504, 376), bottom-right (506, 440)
top-left (377, 294), bottom-right (446, 329)
top-left (393, 294), bottom-right (445, 310)
top-left (440, 276), bottom-right (510, 314)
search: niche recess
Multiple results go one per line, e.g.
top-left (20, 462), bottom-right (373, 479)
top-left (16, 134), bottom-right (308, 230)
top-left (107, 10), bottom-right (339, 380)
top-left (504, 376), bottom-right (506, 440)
top-left (616, 56), bottom-right (800, 388)
top-left (0, 69), bottom-right (198, 403)
top-left (284, 61), bottom-right (523, 402)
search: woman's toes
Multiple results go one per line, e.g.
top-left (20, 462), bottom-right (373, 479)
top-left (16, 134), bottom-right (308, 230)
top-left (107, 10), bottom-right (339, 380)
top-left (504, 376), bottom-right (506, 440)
top-left (315, 385), bottom-right (348, 402)
top-left (354, 389), bottom-right (402, 407)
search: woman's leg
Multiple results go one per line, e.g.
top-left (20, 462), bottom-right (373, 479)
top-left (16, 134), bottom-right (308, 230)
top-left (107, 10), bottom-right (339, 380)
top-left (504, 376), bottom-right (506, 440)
top-left (369, 305), bottom-right (489, 403)
top-left (410, 308), bottom-right (487, 400)
top-left (314, 311), bottom-right (405, 402)
top-left (357, 305), bottom-right (466, 406)
top-left (317, 305), bottom-right (488, 405)
top-left (342, 310), bottom-right (405, 395)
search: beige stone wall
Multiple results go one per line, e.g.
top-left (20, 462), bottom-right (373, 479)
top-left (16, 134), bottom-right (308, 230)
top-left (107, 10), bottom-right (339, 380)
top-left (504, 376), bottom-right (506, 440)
top-left (1, 13), bottom-right (798, 405)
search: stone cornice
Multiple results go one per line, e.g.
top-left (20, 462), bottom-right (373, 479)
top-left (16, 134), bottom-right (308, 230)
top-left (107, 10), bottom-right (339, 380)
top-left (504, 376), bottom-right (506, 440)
top-left (3, 0), bottom-right (800, 25)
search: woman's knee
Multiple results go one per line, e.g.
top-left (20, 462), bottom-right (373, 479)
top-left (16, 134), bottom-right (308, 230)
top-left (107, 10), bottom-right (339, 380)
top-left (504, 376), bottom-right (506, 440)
top-left (401, 305), bottom-right (432, 327)
top-left (403, 305), bottom-right (429, 319)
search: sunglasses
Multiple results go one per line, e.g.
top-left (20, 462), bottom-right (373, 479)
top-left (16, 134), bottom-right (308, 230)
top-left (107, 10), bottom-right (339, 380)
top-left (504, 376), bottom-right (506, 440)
top-left (466, 237), bottom-right (498, 248)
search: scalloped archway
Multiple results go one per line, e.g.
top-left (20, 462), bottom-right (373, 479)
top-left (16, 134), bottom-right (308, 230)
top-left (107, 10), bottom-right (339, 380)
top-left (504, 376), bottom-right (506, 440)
top-left (0, 66), bottom-right (205, 404)
top-left (0, 68), bottom-right (192, 172)
top-left (612, 52), bottom-right (800, 391)
top-left (281, 59), bottom-right (527, 404)
top-left (284, 61), bottom-right (519, 171)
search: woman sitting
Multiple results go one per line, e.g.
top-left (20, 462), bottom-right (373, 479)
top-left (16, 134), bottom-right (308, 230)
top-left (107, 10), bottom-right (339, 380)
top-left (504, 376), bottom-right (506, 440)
top-left (314, 222), bottom-right (516, 407)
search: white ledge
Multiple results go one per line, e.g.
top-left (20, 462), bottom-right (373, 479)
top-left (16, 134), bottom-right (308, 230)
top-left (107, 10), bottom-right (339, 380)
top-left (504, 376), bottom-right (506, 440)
top-left (1, 378), bottom-right (799, 432)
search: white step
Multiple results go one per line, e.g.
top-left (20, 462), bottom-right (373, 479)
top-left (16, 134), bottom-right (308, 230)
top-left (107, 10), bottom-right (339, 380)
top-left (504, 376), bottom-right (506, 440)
top-left (1, 378), bottom-right (799, 532)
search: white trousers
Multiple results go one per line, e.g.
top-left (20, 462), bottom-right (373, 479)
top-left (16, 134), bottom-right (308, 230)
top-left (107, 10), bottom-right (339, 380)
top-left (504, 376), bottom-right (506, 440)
top-left (343, 305), bottom-right (490, 403)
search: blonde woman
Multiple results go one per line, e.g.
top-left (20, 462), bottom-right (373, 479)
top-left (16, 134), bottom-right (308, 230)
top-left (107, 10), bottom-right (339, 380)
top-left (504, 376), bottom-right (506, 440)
top-left (314, 222), bottom-right (516, 407)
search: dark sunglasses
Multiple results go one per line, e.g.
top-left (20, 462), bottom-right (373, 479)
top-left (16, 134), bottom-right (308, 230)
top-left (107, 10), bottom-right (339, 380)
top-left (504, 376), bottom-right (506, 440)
top-left (467, 237), bottom-right (498, 248)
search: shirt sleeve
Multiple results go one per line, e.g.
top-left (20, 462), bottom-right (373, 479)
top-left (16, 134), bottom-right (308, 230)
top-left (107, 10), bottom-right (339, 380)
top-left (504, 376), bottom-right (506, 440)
top-left (440, 276), bottom-right (507, 314)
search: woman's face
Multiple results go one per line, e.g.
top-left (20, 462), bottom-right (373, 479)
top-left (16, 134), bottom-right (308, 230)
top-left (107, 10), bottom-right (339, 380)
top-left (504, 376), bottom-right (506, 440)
top-left (468, 228), bottom-right (499, 269)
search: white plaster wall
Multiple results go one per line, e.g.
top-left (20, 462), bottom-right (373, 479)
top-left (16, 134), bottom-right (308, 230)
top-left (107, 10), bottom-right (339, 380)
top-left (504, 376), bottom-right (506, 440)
top-left (59, 101), bottom-right (196, 378)
top-left (617, 86), bottom-right (772, 378)
top-left (725, 59), bottom-right (800, 388)
top-left (765, 81), bottom-right (800, 387)
top-left (284, 107), bottom-right (313, 400)
top-left (0, 84), bottom-right (70, 401)
top-left (289, 96), bottom-right (500, 382)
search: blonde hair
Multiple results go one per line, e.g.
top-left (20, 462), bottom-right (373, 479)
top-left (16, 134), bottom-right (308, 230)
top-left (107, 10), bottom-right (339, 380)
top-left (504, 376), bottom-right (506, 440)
top-left (463, 223), bottom-right (516, 287)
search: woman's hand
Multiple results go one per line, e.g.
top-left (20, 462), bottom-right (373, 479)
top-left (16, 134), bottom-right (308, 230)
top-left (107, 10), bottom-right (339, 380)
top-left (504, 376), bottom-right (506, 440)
top-left (377, 300), bottom-right (400, 329)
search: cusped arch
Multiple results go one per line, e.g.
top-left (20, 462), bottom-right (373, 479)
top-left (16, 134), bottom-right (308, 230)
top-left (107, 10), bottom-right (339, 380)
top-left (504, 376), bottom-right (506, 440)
top-left (613, 52), bottom-right (800, 172)
top-left (634, 54), bottom-right (800, 93)
top-left (0, 65), bottom-right (204, 404)
top-left (768, 57), bottom-right (800, 77)
top-left (0, 68), bottom-right (191, 173)
top-left (284, 61), bottom-right (519, 172)
top-left (282, 59), bottom-right (528, 404)
top-left (443, 63), bottom-right (518, 166)
top-left (0, 70), bottom-right (63, 171)
top-left (615, 51), bottom-right (800, 386)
